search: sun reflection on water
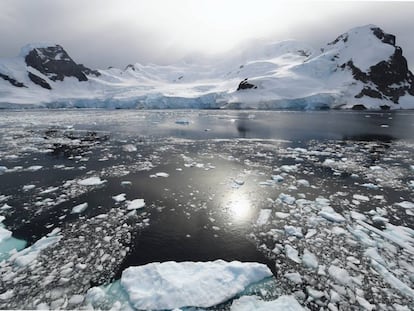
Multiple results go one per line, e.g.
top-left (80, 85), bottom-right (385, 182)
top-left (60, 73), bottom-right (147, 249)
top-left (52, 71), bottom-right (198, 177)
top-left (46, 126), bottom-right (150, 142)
top-left (226, 192), bottom-right (254, 223)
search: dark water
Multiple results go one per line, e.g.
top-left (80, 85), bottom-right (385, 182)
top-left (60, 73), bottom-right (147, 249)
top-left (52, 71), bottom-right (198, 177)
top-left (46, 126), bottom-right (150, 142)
top-left (0, 109), bottom-right (413, 283)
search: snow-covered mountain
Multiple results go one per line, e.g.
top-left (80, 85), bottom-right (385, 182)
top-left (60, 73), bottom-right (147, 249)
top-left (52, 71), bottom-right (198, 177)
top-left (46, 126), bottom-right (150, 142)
top-left (1, 25), bottom-right (413, 110)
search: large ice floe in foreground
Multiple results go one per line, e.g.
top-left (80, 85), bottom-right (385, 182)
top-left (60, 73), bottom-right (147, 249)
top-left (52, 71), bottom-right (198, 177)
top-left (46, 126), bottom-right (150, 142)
top-left (0, 25), bottom-right (413, 110)
top-left (89, 260), bottom-right (273, 310)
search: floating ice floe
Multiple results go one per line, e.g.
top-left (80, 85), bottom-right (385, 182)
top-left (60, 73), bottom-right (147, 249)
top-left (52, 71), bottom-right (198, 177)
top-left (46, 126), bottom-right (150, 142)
top-left (26, 165), bottom-right (43, 172)
top-left (119, 260), bottom-right (272, 310)
top-left (278, 193), bottom-right (296, 205)
top-left (285, 245), bottom-right (301, 263)
top-left (122, 144), bottom-right (137, 152)
top-left (71, 202), bottom-right (88, 214)
top-left (230, 295), bottom-right (304, 311)
top-left (318, 206), bottom-right (345, 223)
top-left (395, 201), bottom-right (414, 210)
top-left (127, 199), bottom-right (145, 210)
top-left (78, 177), bottom-right (107, 186)
top-left (112, 193), bottom-right (126, 203)
top-left (256, 209), bottom-right (271, 226)
top-left (150, 172), bottom-right (169, 178)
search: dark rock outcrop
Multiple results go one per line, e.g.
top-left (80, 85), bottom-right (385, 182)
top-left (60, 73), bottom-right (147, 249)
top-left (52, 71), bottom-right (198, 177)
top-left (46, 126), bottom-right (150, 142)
top-left (237, 78), bottom-right (257, 91)
top-left (0, 73), bottom-right (26, 87)
top-left (24, 45), bottom-right (100, 83)
top-left (28, 72), bottom-right (51, 90)
top-left (339, 27), bottom-right (414, 104)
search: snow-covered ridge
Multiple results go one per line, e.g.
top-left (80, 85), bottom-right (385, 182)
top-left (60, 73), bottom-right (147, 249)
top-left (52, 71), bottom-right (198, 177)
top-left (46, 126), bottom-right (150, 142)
top-left (0, 25), bottom-right (413, 110)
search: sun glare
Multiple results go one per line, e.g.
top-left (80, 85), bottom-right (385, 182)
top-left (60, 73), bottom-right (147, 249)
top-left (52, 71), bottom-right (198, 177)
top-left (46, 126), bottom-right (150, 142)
top-left (226, 192), bottom-right (253, 223)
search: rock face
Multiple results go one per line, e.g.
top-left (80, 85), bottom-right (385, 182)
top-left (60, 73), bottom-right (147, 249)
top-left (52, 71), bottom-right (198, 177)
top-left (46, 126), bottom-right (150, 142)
top-left (0, 73), bottom-right (26, 88)
top-left (24, 45), bottom-right (100, 89)
top-left (237, 78), bottom-right (257, 90)
top-left (335, 27), bottom-right (414, 104)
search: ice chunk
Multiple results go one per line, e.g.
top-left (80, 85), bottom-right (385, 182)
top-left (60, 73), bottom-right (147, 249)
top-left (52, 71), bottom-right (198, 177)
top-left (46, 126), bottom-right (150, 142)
top-left (285, 245), bottom-right (301, 263)
top-left (256, 209), bottom-right (271, 226)
top-left (78, 177), bottom-right (106, 186)
top-left (328, 265), bottom-right (352, 285)
top-left (318, 206), bottom-right (345, 223)
top-left (297, 179), bottom-right (310, 187)
top-left (280, 165), bottom-right (298, 173)
top-left (0, 226), bottom-right (12, 243)
top-left (120, 260), bottom-right (272, 310)
top-left (275, 212), bottom-right (290, 219)
top-left (284, 272), bottom-right (302, 284)
top-left (123, 144), bottom-right (137, 152)
top-left (284, 225), bottom-right (303, 238)
top-left (278, 193), bottom-right (295, 205)
top-left (127, 199), bottom-right (145, 210)
top-left (27, 165), bottom-right (43, 172)
top-left (395, 201), bottom-right (414, 210)
top-left (271, 175), bottom-right (284, 182)
top-left (71, 202), bottom-right (88, 214)
top-left (353, 194), bottom-right (369, 202)
top-left (23, 184), bottom-right (36, 191)
top-left (155, 172), bottom-right (169, 178)
top-left (302, 249), bottom-right (318, 269)
top-left (112, 193), bottom-right (126, 203)
top-left (230, 295), bottom-right (304, 311)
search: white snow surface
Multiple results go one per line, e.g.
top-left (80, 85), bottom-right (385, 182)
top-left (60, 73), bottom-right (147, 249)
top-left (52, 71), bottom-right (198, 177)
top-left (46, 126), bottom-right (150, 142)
top-left (120, 260), bottom-right (272, 310)
top-left (1, 25), bottom-right (413, 110)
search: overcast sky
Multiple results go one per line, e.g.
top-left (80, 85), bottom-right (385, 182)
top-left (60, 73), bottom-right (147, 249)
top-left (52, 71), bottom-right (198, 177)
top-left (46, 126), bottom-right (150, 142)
top-left (1, 0), bottom-right (413, 70)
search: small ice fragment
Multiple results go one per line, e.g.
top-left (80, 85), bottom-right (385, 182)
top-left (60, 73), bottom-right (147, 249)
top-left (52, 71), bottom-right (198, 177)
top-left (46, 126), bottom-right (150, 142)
top-left (284, 225), bottom-right (303, 238)
top-left (328, 265), bottom-right (352, 285)
top-left (112, 194), bottom-right (126, 203)
top-left (305, 229), bottom-right (317, 239)
top-left (23, 184), bottom-right (36, 191)
top-left (127, 199), bottom-right (145, 210)
top-left (275, 212), bottom-right (290, 219)
top-left (284, 272), bottom-right (302, 284)
top-left (278, 193), bottom-right (295, 205)
top-left (395, 201), bottom-right (414, 210)
top-left (155, 172), bottom-right (169, 178)
top-left (285, 245), bottom-right (301, 263)
top-left (121, 181), bottom-right (132, 186)
top-left (319, 206), bottom-right (345, 223)
top-left (27, 165), bottom-right (43, 172)
top-left (78, 177), bottom-right (106, 186)
top-left (271, 175), bottom-right (284, 182)
top-left (302, 249), bottom-right (318, 269)
top-left (353, 194), bottom-right (369, 201)
top-left (297, 179), bottom-right (310, 187)
top-left (256, 209), bottom-right (271, 226)
top-left (71, 203), bottom-right (88, 214)
top-left (380, 124), bottom-right (389, 128)
top-left (123, 144), bottom-right (137, 152)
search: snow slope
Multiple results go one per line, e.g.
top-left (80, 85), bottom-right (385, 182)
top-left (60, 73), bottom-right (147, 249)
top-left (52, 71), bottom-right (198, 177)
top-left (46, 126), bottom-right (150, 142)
top-left (0, 25), bottom-right (413, 110)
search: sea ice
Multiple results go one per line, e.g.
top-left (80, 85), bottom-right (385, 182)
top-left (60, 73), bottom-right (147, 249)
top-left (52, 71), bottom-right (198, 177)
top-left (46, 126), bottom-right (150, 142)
top-left (127, 199), bottom-right (145, 210)
top-left (230, 295), bottom-right (304, 311)
top-left (302, 249), bottom-right (318, 269)
top-left (71, 203), bottom-right (88, 214)
top-left (256, 209), bottom-right (271, 226)
top-left (328, 265), bottom-right (352, 286)
top-left (278, 193), bottom-right (296, 205)
top-left (112, 194), bottom-right (126, 202)
top-left (78, 177), bottom-right (106, 186)
top-left (318, 206), bottom-right (345, 223)
top-left (120, 260), bottom-right (272, 310)
top-left (285, 245), bottom-right (301, 263)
